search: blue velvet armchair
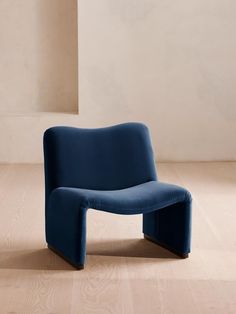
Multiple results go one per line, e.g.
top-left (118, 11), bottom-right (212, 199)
top-left (43, 123), bottom-right (192, 269)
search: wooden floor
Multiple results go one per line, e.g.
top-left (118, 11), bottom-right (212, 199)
top-left (0, 163), bottom-right (235, 313)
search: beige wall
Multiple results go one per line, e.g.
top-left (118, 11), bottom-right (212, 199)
top-left (0, 0), bottom-right (236, 162)
top-left (0, 0), bottom-right (78, 113)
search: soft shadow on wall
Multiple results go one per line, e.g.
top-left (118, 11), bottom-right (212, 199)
top-left (37, 0), bottom-right (78, 113)
top-left (0, 0), bottom-right (78, 114)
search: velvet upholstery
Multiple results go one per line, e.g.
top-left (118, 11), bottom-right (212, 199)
top-left (44, 123), bottom-right (192, 269)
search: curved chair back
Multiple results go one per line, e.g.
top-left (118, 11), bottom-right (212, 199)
top-left (43, 123), bottom-right (157, 202)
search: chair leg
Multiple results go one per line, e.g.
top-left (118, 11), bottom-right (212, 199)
top-left (46, 206), bottom-right (87, 270)
top-left (48, 244), bottom-right (84, 269)
top-left (144, 234), bottom-right (189, 258)
top-left (143, 199), bottom-right (192, 258)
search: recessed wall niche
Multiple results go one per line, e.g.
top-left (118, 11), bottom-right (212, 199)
top-left (0, 0), bottom-right (78, 114)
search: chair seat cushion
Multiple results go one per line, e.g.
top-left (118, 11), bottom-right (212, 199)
top-left (49, 181), bottom-right (191, 215)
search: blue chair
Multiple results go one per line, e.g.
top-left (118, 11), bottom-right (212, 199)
top-left (43, 123), bottom-right (192, 269)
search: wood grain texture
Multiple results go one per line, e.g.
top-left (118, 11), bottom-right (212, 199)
top-left (0, 163), bottom-right (235, 313)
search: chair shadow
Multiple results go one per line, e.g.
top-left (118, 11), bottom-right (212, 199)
top-left (0, 238), bottom-right (179, 271)
top-left (0, 248), bottom-right (74, 271)
top-left (87, 238), bottom-right (178, 259)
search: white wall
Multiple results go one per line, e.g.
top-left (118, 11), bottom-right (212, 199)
top-left (0, 0), bottom-right (235, 163)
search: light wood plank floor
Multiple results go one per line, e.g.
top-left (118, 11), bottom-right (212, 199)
top-left (0, 163), bottom-right (235, 314)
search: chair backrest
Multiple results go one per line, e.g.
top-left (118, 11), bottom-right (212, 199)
top-left (43, 122), bottom-right (157, 201)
